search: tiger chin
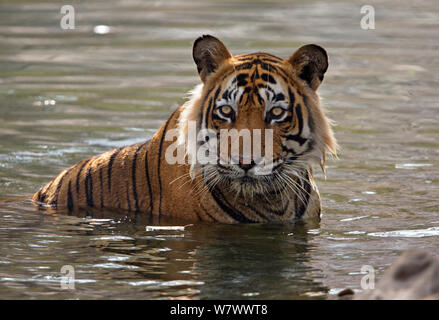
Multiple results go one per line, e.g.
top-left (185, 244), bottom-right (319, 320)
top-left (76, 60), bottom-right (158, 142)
top-left (32, 35), bottom-right (337, 223)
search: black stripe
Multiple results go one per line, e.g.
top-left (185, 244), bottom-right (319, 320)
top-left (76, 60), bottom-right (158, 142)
top-left (212, 85), bottom-right (222, 107)
top-left (262, 198), bottom-right (289, 216)
top-left (282, 145), bottom-right (298, 156)
top-left (204, 86), bottom-right (222, 129)
top-left (243, 86), bottom-right (252, 104)
top-left (39, 180), bottom-right (54, 203)
top-left (285, 133), bottom-right (307, 146)
top-left (144, 141), bottom-right (153, 213)
top-left (36, 189), bottom-right (42, 202)
top-left (235, 62), bottom-right (253, 70)
top-left (274, 71), bottom-right (290, 85)
top-left (236, 56), bottom-right (254, 61)
top-left (258, 52), bottom-right (283, 60)
top-left (261, 73), bottom-right (276, 84)
top-left (268, 180), bottom-right (287, 195)
top-left (288, 88), bottom-right (296, 112)
top-left (295, 170), bottom-right (311, 219)
top-left (221, 59), bottom-right (288, 84)
top-left (245, 203), bottom-right (270, 221)
top-left (258, 61), bottom-right (272, 71)
top-left (274, 93), bottom-right (285, 102)
top-left (262, 84), bottom-right (275, 95)
top-left (158, 110), bottom-right (178, 216)
top-left (251, 68), bottom-right (257, 82)
top-left (99, 167), bottom-right (104, 208)
top-left (67, 181), bottom-right (73, 212)
top-left (199, 202), bottom-right (218, 222)
top-left (262, 63), bottom-right (289, 82)
top-left (234, 73), bottom-right (249, 87)
top-left (221, 89), bottom-right (229, 100)
top-left (199, 87), bottom-right (215, 126)
top-left (210, 187), bottom-right (255, 223)
top-left (261, 57), bottom-right (283, 64)
top-left (296, 104), bottom-right (304, 134)
top-left (254, 86), bottom-right (264, 105)
top-left (247, 198), bottom-right (289, 219)
top-left (258, 62), bottom-right (290, 83)
top-left (84, 166), bottom-right (94, 207)
top-left (107, 148), bottom-right (121, 192)
top-left (239, 93), bottom-right (245, 104)
top-left (228, 88), bottom-right (234, 100)
top-left (75, 159), bottom-right (89, 195)
top-left (204, 97), bottom-right (213, 129)
top-left (132, 142), bottom-right (147, 213)
top-left (126, 186), bottom-right (131, 212)
top-left (51, 171), bottom-right (67, 207)
top-left (284, 103), bottom-right (307, 146)
top-left (221, 67), bottom-right (249, 82)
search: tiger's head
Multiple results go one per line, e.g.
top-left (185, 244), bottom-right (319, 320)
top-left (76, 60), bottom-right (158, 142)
top-left (178, 35), bottom-right (337, 198)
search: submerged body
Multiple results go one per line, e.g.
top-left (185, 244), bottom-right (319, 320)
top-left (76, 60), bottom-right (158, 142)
top-left (33, 35), bottom-right (336, 223)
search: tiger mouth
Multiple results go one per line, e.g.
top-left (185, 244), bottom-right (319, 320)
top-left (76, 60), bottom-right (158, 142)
top-left (239, 175), bottom-right (256, 184)
top-left (217, 167), bottom-right (280, 184)
top-left (201, 163), bottom-right (297, 198)
top-left (199, 161), bottom-right (289, 197)
top-left (226, 172), bottom-right (282, 197)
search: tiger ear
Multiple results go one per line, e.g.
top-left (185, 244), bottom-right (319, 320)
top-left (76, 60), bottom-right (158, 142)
top-left (287, 44), bottom-right (328, 91)
top-left (193, 35), bottom-right (233, 83)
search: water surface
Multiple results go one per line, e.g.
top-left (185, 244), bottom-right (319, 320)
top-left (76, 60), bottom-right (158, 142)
top-left (0, 0), bottom-right (438, 299)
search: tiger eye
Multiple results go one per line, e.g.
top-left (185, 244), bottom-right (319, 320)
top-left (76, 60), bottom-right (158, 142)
top-left (271, 107), bottom-right (284, 116)
top-left (220, 105), bottom-right (232, 115)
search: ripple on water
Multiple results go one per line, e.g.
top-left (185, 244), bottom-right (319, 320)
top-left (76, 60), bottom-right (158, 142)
top-left (117, 280), bottom-right (205, 288)
top-left (101, 255), bottom-right (131, 262)
top-left (395, 163), bottom-right (433, 169)
top-left (92, 263), bottom-right (139, 269)
top-left (368, 227), bottom-right (439, 238)
top-left (340, 215), bottom-right (370, 222)
top-left (85, 138), bottom-right (148, 148)
top-left (91, 236), bottom-right (134, 241)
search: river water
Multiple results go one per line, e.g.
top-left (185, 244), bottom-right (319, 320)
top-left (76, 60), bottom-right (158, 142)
top-left (0, 0), bottom-right (438, 299)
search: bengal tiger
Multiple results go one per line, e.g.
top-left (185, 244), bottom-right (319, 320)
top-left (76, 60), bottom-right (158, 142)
top-left (33, 35), bottom-right (337, 223)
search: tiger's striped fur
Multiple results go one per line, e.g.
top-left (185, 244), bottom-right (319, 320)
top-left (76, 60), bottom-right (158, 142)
top-left (33, 35), bottom-right (337, 223)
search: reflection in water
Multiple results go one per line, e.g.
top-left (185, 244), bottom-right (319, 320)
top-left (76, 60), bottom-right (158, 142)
top-left (1, 201), bottom-right (326, 299)
top-left (193, 222), bottom-right (327, 299)
top-left (73, 207), bottom-right (327, 299)
top-left (1, 0), bottom-right (439, 299)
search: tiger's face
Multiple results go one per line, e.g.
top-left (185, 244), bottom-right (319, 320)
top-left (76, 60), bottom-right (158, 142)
top-left (179, 35), bottom-right (336, 197)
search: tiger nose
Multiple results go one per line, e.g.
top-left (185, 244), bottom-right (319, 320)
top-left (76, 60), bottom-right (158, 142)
top-left (238, 160), bottom-right (256, 172)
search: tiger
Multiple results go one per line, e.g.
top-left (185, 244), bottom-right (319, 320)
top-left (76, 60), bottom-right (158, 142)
top-left (32, 35), bottom-right (337, 223)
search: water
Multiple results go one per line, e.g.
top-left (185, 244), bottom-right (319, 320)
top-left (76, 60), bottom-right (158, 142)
top-left (0, 0), bottom-right (438, 299)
